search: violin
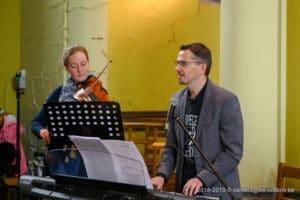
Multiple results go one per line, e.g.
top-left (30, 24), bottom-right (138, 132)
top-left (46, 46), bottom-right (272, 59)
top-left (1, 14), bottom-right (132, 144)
top-left (73, 60), bottom-right (112, 102)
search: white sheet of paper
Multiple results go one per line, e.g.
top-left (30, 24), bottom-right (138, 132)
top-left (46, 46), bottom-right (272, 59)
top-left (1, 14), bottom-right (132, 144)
top-left (69, 135), bottom-right (153, 189)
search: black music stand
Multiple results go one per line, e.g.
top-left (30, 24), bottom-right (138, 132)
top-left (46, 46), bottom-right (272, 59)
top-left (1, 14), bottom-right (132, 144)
top-left (44, 101), bottom-right (124, 147)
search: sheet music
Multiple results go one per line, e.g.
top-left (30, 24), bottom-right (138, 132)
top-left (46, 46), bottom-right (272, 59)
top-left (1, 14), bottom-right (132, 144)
top-left (69, 135), bottom-right (153, 189)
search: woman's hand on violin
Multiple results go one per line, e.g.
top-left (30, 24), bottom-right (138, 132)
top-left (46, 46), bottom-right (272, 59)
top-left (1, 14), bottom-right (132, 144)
top-left (39, 129), bottom-right (51, 144)
top-left (73, 87), bottom-right (92, 101)
top-left (73, 77), bottom-right (109, 102)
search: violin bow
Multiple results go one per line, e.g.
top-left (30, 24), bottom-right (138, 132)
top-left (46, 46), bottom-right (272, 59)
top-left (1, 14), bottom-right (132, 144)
top-left (95, 59), bottom-right (113, 80)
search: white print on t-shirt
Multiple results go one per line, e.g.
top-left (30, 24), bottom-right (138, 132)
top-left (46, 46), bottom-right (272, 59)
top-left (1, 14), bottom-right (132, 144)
top-left (184, 114), bottom-right (198, 158)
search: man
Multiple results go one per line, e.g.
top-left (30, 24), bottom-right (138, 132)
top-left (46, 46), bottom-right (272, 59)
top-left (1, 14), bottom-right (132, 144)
top-left (151, 43), bottom-right (243, 200)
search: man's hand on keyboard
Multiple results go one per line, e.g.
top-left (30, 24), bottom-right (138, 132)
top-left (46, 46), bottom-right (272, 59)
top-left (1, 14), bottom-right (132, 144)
top-left (151, 176), bottom-right (165, 190)
top-left (183, 177), bottom-right (203, 196)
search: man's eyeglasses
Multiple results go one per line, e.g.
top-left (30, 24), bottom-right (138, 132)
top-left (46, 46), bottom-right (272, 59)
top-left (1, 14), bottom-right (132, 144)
top-left (174, 60), bottom-right (203, 67)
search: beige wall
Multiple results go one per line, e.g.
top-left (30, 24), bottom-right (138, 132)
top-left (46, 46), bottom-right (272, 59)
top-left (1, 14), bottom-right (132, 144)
top-left (66, 0), bottom-right (108, 84)
top-left (221, 0), bottom-right (283, 187)
top-left (21, 1), bottom-right (66, 156)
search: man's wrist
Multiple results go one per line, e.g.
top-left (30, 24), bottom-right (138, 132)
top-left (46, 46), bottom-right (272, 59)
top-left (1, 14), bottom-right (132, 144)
top-left (156, 173), bottom-right (167, 184)
top-left (195, 176), bottom-right (204, 186)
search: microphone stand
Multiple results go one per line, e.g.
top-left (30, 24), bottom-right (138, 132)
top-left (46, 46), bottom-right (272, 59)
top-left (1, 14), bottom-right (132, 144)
top-left (174, 115), bottom-right (238, 200)
top-left (15, 72), bottom-right (24, 200)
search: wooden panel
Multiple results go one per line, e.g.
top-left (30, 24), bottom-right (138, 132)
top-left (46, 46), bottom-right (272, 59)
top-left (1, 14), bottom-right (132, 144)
top-left (122, 111), bottom-right (167, 124)
top-left (122, 111), bottom-right (167, 177)
top-left (121, 111), bottom-right (177, 191)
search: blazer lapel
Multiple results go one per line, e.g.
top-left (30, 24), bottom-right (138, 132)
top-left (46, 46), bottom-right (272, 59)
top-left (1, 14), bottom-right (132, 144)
top-left (196, 80), bottom-right (215, 142)
top-left (175, 89), bottom-right (188, 151)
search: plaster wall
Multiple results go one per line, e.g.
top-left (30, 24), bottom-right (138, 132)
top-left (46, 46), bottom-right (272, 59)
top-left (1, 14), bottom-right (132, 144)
top-left (286, 0), bottom-right (300, 189)
top-left (107, 0), bottom-right (220, 111)
top-left (21, 0), bottom-right (107, 157)
top-left (0, 0), bottom-right (20, 114)
top-left (221, 0), bottom-right (282, 187)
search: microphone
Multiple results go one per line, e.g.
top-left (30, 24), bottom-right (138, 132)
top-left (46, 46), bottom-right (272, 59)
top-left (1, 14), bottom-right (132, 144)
top-left (19, 69), bottom-right (26, 90)
top-left (165, 98), bottom-right (178, 130)
top-left (15, 69), bottom-right (26, 90)
top-left (169, 98), bottom-right (178, 119)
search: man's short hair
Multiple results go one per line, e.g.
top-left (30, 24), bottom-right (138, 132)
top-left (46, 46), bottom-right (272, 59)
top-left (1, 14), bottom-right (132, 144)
top-left (180, 43), bottom-right (212, 75)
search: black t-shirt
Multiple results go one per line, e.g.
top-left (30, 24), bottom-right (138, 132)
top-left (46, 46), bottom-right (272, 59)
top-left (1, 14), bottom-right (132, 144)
top-left (182, 82), bottom-right (207, 190)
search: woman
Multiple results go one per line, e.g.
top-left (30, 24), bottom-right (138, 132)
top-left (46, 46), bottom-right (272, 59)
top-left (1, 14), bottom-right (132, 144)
top-left (0, 109), bottom-right (28, 176)
top-left (31, 45), bottom-right (109, 176)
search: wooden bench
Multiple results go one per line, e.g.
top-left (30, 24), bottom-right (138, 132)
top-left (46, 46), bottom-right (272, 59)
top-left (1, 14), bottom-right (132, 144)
top-left (121, 111), bottom-right (176, 191)
top-left (277, 162), bottom-right (300, 200)
top-left (121, 111), bottom-right (167, 176)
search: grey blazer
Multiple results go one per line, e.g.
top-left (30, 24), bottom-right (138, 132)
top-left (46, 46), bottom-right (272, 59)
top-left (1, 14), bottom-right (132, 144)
top-left (157, 79), bottom-right (244, 200)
